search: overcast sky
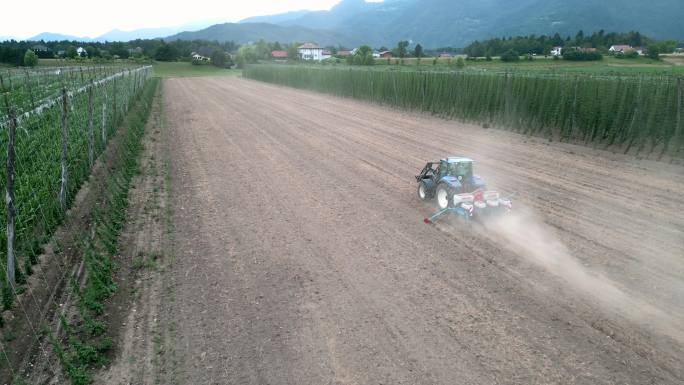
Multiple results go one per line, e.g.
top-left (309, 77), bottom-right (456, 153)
top-left (2, 0), bottom-right (374, 39)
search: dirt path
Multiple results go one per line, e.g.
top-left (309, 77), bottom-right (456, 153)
top-left (119, 76), bottom-right (683, 385)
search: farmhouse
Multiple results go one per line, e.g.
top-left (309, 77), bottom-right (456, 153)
top-left (191, 52), bottom-right (210, 62)
top-left (609, 45), bottom-right (633, 54)
top-left (336, 50), bottom-right (352, 57)
top-left (31, 44), bottom-right (49, 53)
top-left (438, 52), bottom-right (453, 58)
top-left (298, 43), bottom-right (324, 61)
top-left (550, 46), bottom-right (562, 56)
top-left (271, 50), bottom-right (288, 60)
top-left (378, 50), bottom-right (393, 58)
top-left (322, 50), bottom-right (332, 60)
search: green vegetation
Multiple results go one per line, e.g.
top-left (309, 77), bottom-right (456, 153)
top-left (154, 42), bottom-right (180, 62)
top-left (464, 30), bottom-right (673, 57)
top-left (22, 50), bottom-right (37, 67)
top-left (500, 50), bottom-right (520, 62)
top-left (329, 55), bottom-right (684, 76)
top-left (347, 45), bottom-right (374, 66)
top-left (1, 65), bottom-right (135, 115)
top-left (0, 39), bottom-right (238, 66)
top-left (0, 66), bottom-right (150, 313)
top-left (562, 49), bottom-right (603, 61)
top-left (152, 61), bottom-right (240, 78)
top-left (244, 65), bottom-right (684, 158)
top-left (49, 78), bottom-right (159, 385)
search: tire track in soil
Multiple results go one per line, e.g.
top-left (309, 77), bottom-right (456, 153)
top-left (142, 76), bottom-right (681, 385)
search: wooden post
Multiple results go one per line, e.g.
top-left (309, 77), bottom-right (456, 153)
top-left (60, 88), bottom-right (68, 212)
top-left (88, 79), bottom-right (94, 167)
top-left (4, 101), bottom-right (17, 290)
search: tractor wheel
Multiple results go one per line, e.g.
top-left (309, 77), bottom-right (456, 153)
top-left (435, 184), bottom-right (452, 210)
top-left (417, 182), bottom-right (433, 201)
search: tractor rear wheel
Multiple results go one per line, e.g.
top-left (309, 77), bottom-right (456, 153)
top-left (436, 184), bottom-right (452, 209)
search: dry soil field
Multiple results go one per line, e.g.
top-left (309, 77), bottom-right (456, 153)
top-left (102, 76), bottom-right (684, 385)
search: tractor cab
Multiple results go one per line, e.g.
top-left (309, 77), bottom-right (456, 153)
top-left (438, 157), bottom-right (474, 182)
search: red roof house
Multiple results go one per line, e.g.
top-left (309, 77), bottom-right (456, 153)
top-left (271, 50), bottom-right (289, 59)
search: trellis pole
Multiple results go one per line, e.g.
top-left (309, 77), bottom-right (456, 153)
top-left (88, 79), bottom-right (94, 167)
top-left (102, 88), bottom-right (107, 146)
top-left (4, 101), bottom-right (17, 290)
top-left (59, 88), bottom-right (68, 212)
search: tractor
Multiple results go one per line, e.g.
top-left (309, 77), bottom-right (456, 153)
top-left (415, 157), bottom-right (512, 223)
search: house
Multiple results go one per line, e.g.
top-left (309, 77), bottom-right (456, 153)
top-left (609, 45), bottom-right (633, 54)
top-left (298, 43), bottom-right (324, 61)
top-left (336, 50), bottom-right (352, 57)
top-left (372, 51), bottom-right (381, 58)
top-left (378, 50), bottom-right (393, 58)
top-left (76, 47), bottom-right (87, 57)
top-left (550, 46), bottom-right (562, 56)
top-left (31, 44), bottom-right (49, 53)
top-left (438, 52), bottom-right (453, 58)
top-left (271, 50), bottom-right (289, 59)
top-left (191, 52), bottom-right (210, 62)
top-left (322, 50), bottom-right (332, 60)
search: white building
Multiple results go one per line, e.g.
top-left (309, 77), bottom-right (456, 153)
top-left (298, 43), bottom-right (324, 61)
top-left (550, 46), bottom-right (562, 56)
top-left (191, 52), bottom-right (210, 62)
top-left (76, 47), bottom-right (87, 57)
top-left (609, 45), bottom-right (633, 54)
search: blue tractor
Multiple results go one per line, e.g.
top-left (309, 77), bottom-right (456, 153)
top-left (416, 157), bottom-right (512, 223)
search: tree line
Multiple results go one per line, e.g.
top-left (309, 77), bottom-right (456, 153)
top-left (463, 30), bottom-right (678, 58)
top-left (0, 39), bottom-right (239, 66)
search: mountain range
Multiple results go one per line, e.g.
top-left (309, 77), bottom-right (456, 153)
top-left (24, 19), bottom-right (225, 43)
top-left (15, 0), bottom-right (684, 47)
top-left (230, 0), bottom-right (684, 47)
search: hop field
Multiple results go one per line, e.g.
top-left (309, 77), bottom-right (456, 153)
top-left (0, 65), bottom-right (152, 304)
top-left (244, 65), bottom-right (683, 158)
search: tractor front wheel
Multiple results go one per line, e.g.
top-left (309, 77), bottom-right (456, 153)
top-left (436, 184), bottom-right (452, 209)
top-left (417, 182), bottom-right (432, 201)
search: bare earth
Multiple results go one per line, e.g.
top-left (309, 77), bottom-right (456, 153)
top-left (106, 76), bottom-right (684, 385)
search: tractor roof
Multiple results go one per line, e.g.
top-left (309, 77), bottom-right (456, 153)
top-left (445, 157), bottom-right (474, 163)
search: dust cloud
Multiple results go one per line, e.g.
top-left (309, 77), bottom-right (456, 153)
top-left (484, 208), bottom-right (684, 344)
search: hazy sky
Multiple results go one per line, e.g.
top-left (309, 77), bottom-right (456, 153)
top-left (2, 0), bottom-right (374, 39)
